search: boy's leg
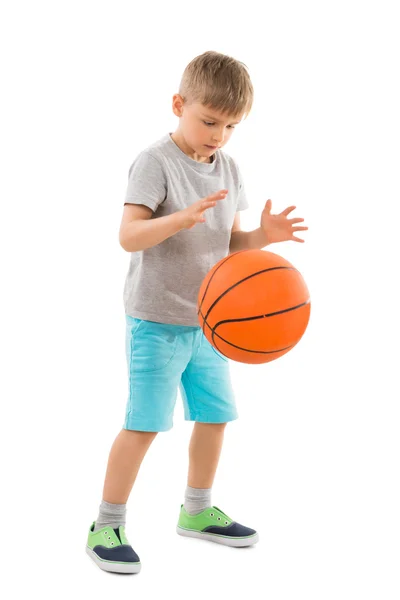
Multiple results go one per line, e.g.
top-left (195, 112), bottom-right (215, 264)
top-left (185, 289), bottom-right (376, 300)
top-left (93, 319), bottom-right (191, 530)
top-left (109, 316), bottom-right (188, 510)
top-left (102, 428), bottom-right (158, 504)
top-left (87, 428), bottom-right (157, 572)
top-left (87, 319), bottom-right (192, 570)
top-left (183, 422), bottom-right (226, 515)
top-left (93, 428), bottom-right (157, 531)
top-left (178, 421), bottom-right (259, 547)
top-left (177, 334), bottom-right (258, 546)
top-left (187, 422), bottom-right (227, 489)
top-left (180, 331), bottom-right (236, 514)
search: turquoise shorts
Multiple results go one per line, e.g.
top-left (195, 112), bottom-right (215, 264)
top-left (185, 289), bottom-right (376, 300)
top-left (124, 316), bottom-right (238, 432)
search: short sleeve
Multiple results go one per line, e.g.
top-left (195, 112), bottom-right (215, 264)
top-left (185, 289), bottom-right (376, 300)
top-left (124, 151), bottom-right (167, 212)
top-left (237, 166), bottom-right (249, 211)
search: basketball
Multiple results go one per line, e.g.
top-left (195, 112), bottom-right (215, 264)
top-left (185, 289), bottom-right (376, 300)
top-left (197, 249), bottom-right (311, 364)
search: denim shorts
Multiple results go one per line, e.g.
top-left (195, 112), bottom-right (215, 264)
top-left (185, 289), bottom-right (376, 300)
top-left (124, 315), bottom-right (238, 432)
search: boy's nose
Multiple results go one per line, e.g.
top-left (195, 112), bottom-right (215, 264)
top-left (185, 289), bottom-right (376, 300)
top-left (213, 130), bottom-right (225, 145)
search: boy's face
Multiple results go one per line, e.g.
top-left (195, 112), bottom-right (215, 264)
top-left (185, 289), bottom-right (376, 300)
top-left (172, 94), bottom-right (244, 163)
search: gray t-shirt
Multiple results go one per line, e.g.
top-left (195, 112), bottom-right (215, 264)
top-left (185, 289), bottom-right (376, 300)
top-left (122, 132), bottom-right (249, 326)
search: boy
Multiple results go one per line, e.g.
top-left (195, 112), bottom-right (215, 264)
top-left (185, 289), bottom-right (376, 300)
top-left (86, 51), bottom-right (307, 574)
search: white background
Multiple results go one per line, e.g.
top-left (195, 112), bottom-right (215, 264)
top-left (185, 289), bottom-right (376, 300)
top-left (1, 1), bottom-right (399, 598)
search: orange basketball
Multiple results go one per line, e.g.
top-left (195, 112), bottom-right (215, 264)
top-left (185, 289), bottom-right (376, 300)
top-left (197, 249), bottom-right (311, 364)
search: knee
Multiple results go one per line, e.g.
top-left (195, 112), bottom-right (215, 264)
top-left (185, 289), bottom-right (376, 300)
top-left (122, 428), bottom-right (158, 442)
top-left (139, 430), bottom-right (159, 441)
top-left (203, 422), bottom-right (228, 430)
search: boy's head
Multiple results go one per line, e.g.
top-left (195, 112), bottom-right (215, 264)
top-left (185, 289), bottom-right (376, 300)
top-left (172, 51), bottom-right (253, 162)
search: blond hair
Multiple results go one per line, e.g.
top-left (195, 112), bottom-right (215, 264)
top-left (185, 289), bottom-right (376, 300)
top-left (178, 50), bottom-right (254, 120)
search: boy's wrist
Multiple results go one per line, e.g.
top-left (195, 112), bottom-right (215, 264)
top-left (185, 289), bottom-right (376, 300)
top-left (254, 226), bottom-right (269, 247)
top-left (174, 208), bottom-right (197, 231)
top-left (171, 210), bottom-right (186, 231)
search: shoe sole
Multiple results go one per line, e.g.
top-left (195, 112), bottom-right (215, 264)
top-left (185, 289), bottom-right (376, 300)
top-left (86, 546), bottom-right (141, 574)
top-left (176, 526), bottom-right (259, 547)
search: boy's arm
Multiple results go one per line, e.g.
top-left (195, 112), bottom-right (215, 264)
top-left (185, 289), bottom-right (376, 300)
top-left (119, 203), bottom-right (184, 252)
top-left (229, 200), bottom-right (308, 253)
top-left (119, 190), bottom-right (227, 252)
top-left (229, 213), bottom-right (269, 253)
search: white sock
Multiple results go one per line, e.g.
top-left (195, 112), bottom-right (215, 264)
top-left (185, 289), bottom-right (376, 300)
top-left (93, 500), bottom-right (126, 532)
top-left (184, 486), bottom-right (212, 515)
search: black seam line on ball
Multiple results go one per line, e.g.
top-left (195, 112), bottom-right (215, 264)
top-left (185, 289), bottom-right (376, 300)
top-left (200, 311), bottom-right (295, 355)
top-left (216, 298), bottom-right (311, 325)
top-left (202, 266), bottom-right (296, 335)
top-left (211, 299), bottom-right (310, 353)
top-left (197, 250), bottom-right (248, 321)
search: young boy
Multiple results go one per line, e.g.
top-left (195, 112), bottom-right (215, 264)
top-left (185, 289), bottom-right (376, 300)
top-left (86, 51), bottom-right (307, 574)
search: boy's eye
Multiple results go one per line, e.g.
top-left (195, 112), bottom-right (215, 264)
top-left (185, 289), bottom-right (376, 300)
top-left (203, 121), bottom-right (235, 129)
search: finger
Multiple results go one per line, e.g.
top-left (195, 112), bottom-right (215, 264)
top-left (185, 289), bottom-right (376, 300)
top-left (208, 190), bottom-right (228, 199)
top-left (202, 201), bottom-right (217, 210)
top-left (292, 226), bottom-right (308, 232)
top-left (280, 205), bottom-right (296, 216)
top-left (288, 218), bottom-right (304, 224)
top-left (204, 195), bottom-right (226, 204)
top-left (292, 236), bottom-right (305, 242)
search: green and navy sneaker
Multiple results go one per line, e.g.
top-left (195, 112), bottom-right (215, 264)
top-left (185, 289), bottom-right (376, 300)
top-left (177, 505), bottom-right (259, 547)
top-left (86, 521), bottom-right (141, 574)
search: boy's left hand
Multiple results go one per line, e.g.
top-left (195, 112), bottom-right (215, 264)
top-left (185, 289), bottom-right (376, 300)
top-left (261, 199), bottom-right (308, 244)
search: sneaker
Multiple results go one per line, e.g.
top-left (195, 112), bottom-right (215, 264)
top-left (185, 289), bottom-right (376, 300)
top-left (86, 521), bottom-right (141, 574)
top-left (176, 505), bottom-right (259, 547)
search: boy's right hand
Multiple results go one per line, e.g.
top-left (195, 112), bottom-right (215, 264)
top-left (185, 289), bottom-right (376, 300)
top-left (178, 190), bottom-right (228, 230)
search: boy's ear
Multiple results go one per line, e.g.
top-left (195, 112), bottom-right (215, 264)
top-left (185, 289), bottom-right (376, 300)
top-left (172, 94), bottom-right (184, 117)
